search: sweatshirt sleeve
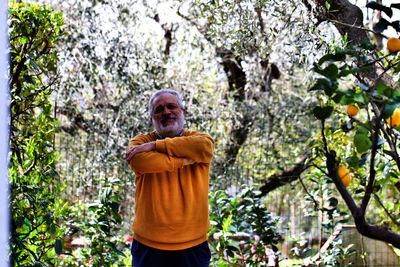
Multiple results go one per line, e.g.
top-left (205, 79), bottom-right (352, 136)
top-left (155, 131), bottom-right (214, 163)
top-left (127, 133), bottom-right (184, 175)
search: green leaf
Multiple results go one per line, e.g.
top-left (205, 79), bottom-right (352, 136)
top-left (318, 53), bottom-right (346, 65)
top-left (29, 57), bottom-right (41, 72)
top-left (353, 93), bottom-right (365, 103)
top-left (359, 38), bottom-right (376, 50)
top-left (346, 155), bottom-right (359, 168)
top-left (376, 82), bottom-right (394, 97)
top-left (55, 239), bottom-right (62, 255)
top-left (226, 247), bottom-right (235, 257)
top-left (310, 78), bottom-right (337, 96)
top-left (50, 223), bottom-right (57, 235)
top-left (328, 197), bottom-right (338, 207)
top-left (359, 153), bottom-right (369, 167)
top-left (332, 91), bottom-right (344, 103)
top-left (313, 106), bottom-right (333, 120)
top-left (113, 248), bottom-right (126, 257)
top-left (24, 220), bottom-right (32, 231)
top-left (356, 125), bottom-right (369, 135)
top-left (314, 63), bottom-right (338, 80)
top-left (382, 96), bottom-right (400, 119)
top-left (20, 36), bottom-right (28, 44)
top-left (354, 134), bottom-right (371, 153)
top-left (340, 93), bottom-right (355, 105)
top-left (325, 1), bottom-right (330, 10)
top-left (338, 69), bottom-right (355, 78)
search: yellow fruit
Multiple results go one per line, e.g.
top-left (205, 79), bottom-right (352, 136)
top-left (346, 105), bottom-right (359, 117)
top-left (337, 166), bottom-right (351, 187)
top-left (387, 37), bottom-right (400, 53)
top-left (386, 108), bottom-right (400, 128)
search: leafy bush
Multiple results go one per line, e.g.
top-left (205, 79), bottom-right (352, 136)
top-left (58, 177), bottom-right (127, 266)
top-left (208, 186), bottom-right (282, 266)
top-left (8, 0), bottom-right (66, 265)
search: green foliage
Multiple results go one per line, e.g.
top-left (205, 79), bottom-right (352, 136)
top-left (309, 35), bottom-right (400, 243)
top-left (293, 169), bottom-right (351, 265)
top-left (312, 239), bottom-right (355, 267)
top-left (57, 178), bottom-right (126, 266)
top-left (209, 186), bottom-right (282, 266)
top-left (8, 0), bottom-right (66, 265)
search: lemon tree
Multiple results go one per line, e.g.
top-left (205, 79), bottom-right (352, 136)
top-left (309, 34), bottom-right (400, 249)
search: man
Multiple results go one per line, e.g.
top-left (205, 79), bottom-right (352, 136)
top-left (126, 89), bottom-right (214, 267)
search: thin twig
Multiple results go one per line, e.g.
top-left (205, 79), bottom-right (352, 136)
top-left (371, 102), bottom-right (400, 170)
top-left (360, 53), bottom-right (394, 68)
top-left (374, 194), bottom-right (400, 227)
top-left (375, 58), bottom-right (400, 85)
top-left (311, 163), bottom-right (330, 177)
top-left (298, 173), bottom-right (319, 210)
top-left (321, 120), bottom-right (329, 154)
top-left (326, 18), bottom-right (389, 40)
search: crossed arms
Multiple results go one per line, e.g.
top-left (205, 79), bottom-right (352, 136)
top-left (126, 132), bottom-right (214, 175)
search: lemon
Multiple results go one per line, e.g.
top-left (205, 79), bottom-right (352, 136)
top-left (337, 165), bottom-right (351, 187)
top-left (386, 108), bottom-right (400, 128)
top-left (346, 105), bottom-right (359, 117)
top-left (387, 37), bottom-right (400, 53)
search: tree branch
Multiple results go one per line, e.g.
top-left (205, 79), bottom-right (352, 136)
top-left (260, 155), bottom-right (311, 196)
top-left (374, 194), bottom-right (400, 227)
top-left (360, 114), bottom-right (380, 214)
top-left (326, 18), bottom-right (389, 40)
top-left (325, 130), bottom-right (400, 248)
top-left (371, 102), bottom-right (400, 170)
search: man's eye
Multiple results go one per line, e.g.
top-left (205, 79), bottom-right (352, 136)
top-left (154, 107), bottom-right (163, 113)
top-left (167, 105), bottom-right (178, 110)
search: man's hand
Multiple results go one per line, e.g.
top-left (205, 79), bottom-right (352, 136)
top-left (126, 141), bottom-right (156, 162)
top-left (183, 158), bottom-right (195, 166)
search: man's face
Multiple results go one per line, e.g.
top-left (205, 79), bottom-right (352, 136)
top-left (151, 93), bottom-right (185, 138)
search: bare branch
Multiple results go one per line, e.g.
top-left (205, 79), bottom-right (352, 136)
top-left (360, 115), bottom-right (380, 214)
top-left (326, 18), bottom-right (389, 40)
top-left (260, 155), bottom-right (311, 195)
top-left (374, 194), bottom-right (400, 227)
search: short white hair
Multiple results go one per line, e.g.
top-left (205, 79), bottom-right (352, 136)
top-left (148, 89), bottom-right (184, 117)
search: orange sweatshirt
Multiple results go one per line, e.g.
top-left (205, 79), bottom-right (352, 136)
top-left (127, 130), bottom-right (214, 250)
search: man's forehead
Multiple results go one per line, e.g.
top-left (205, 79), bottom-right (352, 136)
top-left (152, 93), bottom-right (179, 106)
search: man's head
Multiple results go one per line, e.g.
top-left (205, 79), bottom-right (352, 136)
top-left (149, 89), bottom-right (186, 138)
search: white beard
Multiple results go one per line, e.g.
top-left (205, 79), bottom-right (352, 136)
top-left (153, 111), bottom-right (185, 138)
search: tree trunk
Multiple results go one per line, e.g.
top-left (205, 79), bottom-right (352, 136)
top-left (308, 0), bottom-right (398, 89)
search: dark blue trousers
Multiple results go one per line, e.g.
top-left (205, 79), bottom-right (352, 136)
top-left (131, 239), bottom-right (211, 267)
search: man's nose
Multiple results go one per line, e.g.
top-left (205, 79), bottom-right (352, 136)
top-left (163, 107), bottom-right (172, 115)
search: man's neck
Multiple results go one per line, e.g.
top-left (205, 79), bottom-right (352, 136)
top-left (156, 129), bottom-right (184, 139)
